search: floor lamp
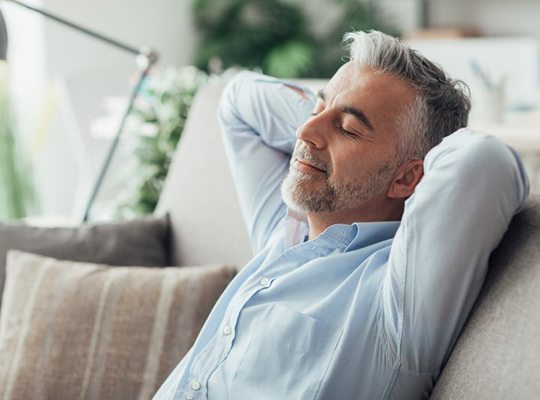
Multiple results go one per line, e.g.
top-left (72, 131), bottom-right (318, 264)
top-left (0, 0), bottom-right (158, 222)
top-left (0, 10), bottom-right (6, 60)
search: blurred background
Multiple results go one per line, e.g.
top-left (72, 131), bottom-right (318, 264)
top-left (1, 0), bottom-right (540, 224)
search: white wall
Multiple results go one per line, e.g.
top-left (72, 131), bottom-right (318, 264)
top-left (378, 0), bottom-right (424, 33)
top-left (44, 0), bottom-right (197, 74)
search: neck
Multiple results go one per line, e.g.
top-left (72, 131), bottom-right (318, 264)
top-left (307, 198), bottom-right (403, 239)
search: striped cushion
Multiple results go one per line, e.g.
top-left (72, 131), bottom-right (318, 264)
top-left (0, 251), bottom-right (236, 400)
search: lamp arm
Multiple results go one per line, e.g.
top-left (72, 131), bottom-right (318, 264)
top-left (0, 10), bottom-right (7, 59)
top-left (6, 0), bottom-right (145, 57)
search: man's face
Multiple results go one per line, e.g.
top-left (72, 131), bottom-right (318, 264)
top-left (281, 63), bottom-right (417, 214)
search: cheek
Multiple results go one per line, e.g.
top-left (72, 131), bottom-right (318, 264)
top-left (330, 149), bottom-right (366, 180)
top-left (330, 146), bottom-right (388, 183)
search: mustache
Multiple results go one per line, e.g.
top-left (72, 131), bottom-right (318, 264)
top-left (292, 147), bottom-right (329, 174)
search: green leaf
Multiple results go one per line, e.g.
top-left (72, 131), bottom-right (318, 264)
top-left (114, 66), bottom-right (209, 218)
top-left (264, 40), bottom-right (315, 78)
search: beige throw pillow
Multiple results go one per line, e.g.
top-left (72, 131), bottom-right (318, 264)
top-left (0, 251), bottom-right (236, 400)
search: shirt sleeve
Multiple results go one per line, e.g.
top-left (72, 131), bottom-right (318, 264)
top-left (219, 71), bottom-right (316, 253)
top-left (382, 128), bottom-right (529, 372)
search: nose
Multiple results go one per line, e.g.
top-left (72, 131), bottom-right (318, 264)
top-left (296, 113), bottom-right (328, 150)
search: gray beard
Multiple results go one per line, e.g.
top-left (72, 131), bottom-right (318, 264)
top-left (280, 160), bottom-right (395, 214)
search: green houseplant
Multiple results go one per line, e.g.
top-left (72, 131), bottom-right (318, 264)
top-left (0, 63), bottom-right (35, 220)
top-left (116, 66), bottom-right (209, 218)
top-left (194, 0), bottom-right (398, 78)
top-left (194, 0), bottom-right (316, 78)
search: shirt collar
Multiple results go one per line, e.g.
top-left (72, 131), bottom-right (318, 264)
top-left (346, 221), bottom-right (400, 251)
top-left (284, 208), bottom-right (400, 251)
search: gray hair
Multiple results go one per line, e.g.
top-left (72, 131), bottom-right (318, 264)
top-left (343, 30), bottom-right (471, 162)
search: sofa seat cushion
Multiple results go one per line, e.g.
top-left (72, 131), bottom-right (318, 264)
top-left (0, 251), bottom-right (236, 400)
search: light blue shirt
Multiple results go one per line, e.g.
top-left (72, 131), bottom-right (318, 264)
top-left (153, 71), bottom-right (529, 400)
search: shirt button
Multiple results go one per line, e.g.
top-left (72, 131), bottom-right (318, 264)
top-left (190, 380), bottom-right (201, 391)
top-left (260, 277), bottom-right (271, 287)
top-left (222, 325), bottom-right (232, 336)
top-left (185, 393), bottom-right (193, 400)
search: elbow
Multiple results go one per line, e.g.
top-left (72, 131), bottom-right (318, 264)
top-left (426, 130), bottom-right (529, 212)
top-left (461, 133), bottom-right (529, 212)
top-left (471, 135), bottom-right (529, 206)
top-left (218, 71), bottom-right (260, 131)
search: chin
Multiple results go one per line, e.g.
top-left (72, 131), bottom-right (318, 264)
top-left (281, 178), bottom-right (308, 213)
top-left (282, 185), bottom-right (338, 214)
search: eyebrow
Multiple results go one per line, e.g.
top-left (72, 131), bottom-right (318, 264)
top-left (340, 106), bottom-right (374, 131)
top-left (317, 89), bottom-right (374, 131)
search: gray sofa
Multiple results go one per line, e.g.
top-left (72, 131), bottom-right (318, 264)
top-left (157, 81), bottom-right (540, 399)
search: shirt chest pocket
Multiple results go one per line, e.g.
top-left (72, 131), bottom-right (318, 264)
top-left (228, 303), bottom-right (343, 400)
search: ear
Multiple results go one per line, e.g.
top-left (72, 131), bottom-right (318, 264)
top-left (387, 159), bottom-right (424, 199)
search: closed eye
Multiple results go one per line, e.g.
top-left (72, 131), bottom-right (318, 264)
top-left (338, 125), bottom-right (356, 137)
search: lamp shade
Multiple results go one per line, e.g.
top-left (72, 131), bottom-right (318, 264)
top-left (0, 9), bottom-right (7, 60)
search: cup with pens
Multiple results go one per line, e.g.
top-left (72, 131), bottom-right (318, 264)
top-left (470, 60), bottom-right (507, 124)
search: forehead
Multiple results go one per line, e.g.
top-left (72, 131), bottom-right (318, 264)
top-left (324, 63), bottom-right (416, 130)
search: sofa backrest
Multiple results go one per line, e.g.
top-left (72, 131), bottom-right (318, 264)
top-left (157, 79), bottom-right (540, 398)
top-left (430, 194), bottom-right (540, 399)
top-left (156, 82), bottom-right (253, 268)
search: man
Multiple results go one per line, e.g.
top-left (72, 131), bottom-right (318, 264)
top-left (154, 31), bottom-right (528, 399)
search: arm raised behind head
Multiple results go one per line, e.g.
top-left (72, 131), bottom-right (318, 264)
top-left (382, 128), bottom-right (529, 374)
top-left (219, 71), bottom-right (316, 253)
